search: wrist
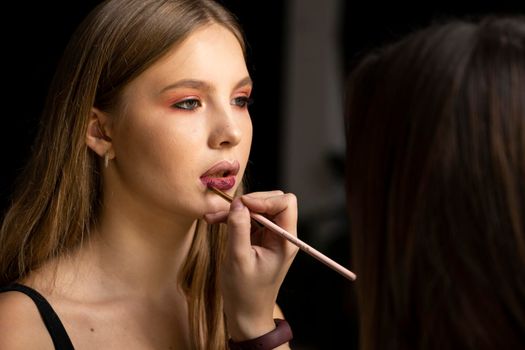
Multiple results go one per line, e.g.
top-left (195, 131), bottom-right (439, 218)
top-left (227, 316), bottom-right (276, 342)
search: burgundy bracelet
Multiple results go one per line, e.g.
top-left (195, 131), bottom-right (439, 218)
top-left (228, 319), bottom-right (293, 350)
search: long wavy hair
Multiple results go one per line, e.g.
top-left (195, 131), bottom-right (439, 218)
top-left (0, 0), bottom-right (245, 348)
top-left (345, 16), bottom-right (525, 349)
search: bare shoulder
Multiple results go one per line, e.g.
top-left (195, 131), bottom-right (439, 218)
top-left (0, 291), bottom-right (54, 349)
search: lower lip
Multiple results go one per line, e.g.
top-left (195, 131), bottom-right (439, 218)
top-left (200, 176), bottom-right (236, 190)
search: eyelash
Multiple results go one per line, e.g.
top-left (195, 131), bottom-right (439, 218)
top-left (232, 96), bottom-right (254, 108)
top-left (172, 99), bottom-right (201, 110)
top-left (171, 96), bottom-right (254, 111)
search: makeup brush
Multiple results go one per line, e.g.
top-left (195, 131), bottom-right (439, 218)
top-left (209, 186), bottom-right (357, 281)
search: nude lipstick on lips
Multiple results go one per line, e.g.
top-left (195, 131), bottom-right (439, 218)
top-left (200, 160), bottom-right (240, 191)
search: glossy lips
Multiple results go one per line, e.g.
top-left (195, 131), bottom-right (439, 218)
top-left (200, 160), bottom-right (240, 190)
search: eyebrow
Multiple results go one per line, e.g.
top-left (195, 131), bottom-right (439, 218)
top-left (159, 76), bottom-right (253, 94)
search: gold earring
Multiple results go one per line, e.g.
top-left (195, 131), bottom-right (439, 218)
top-left (104, 152), bottom-right (110, 168)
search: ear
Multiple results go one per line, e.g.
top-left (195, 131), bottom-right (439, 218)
top-left (86, 107), bottom-right (114, 159)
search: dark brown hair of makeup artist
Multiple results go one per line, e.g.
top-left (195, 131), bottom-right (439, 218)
top-left (344, 15), bottom-right (525, 350)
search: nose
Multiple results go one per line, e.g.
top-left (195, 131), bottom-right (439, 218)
top-left (208, 105), bottom-right (243, 149)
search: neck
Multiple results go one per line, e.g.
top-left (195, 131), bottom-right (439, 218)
top-left (92, 210), bottom-right (198, 295)
top-left (59, 195), bottom-right (200, 301)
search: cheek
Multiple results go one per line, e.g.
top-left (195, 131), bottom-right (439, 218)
top-left (237, 118), bottom-right (253, 177)
top-left (118, 110), bottom-right (199, 153)
top-left (242, 118), bottom-right (253, 154)
top-left (117, 120), bottom-right (165, 165)
top-left (114, 116), bottom-right (197, 183)
top-left (113, 121), bottom-right (203, 209)
top-left (246, 117), bottom-right (253, 139)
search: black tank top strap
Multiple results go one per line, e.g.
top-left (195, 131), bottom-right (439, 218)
top-left (0, 283), bottom-right (75, 350)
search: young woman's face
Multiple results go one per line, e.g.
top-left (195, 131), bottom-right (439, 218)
top-left (110, 23), bottom-right (252, 219)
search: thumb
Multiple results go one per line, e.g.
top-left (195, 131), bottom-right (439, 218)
top-left (227, 197), bottom-right (252, 259)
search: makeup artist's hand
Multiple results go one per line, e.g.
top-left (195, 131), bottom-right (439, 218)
top-left (204, 191), bottom-right (298, 342)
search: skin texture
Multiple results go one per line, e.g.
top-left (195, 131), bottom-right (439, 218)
top-left (0, 23), bottom-right (297, 349)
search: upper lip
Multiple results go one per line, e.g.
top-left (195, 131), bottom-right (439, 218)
top-left (201, 160), bottom-right (240, 178)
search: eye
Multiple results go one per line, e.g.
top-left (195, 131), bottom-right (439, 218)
top-left (172, 98), bottom-right (202, 110)
top-left (231, 96), bottom-right (254, 108)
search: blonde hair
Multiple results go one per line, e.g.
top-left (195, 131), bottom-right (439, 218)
top-left (0, 0), bottom-right (245, 348)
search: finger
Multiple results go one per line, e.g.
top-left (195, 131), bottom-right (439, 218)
top-left (227, 197), bottom-right (253, 259)
top-left (240, 193), bottom-right (297, 217)
top-left (241, 193), bottom-right (298, 235)
top-left (243, 190), bottom-right (284, 199)
top-left (203, 210), bottom-right (229, 224)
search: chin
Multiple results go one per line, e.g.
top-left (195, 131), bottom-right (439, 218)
top-left (205, 199), bottom-right (230, 214)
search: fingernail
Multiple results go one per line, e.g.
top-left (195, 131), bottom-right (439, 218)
top-left (231, 199), bottom-right (245, 211)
